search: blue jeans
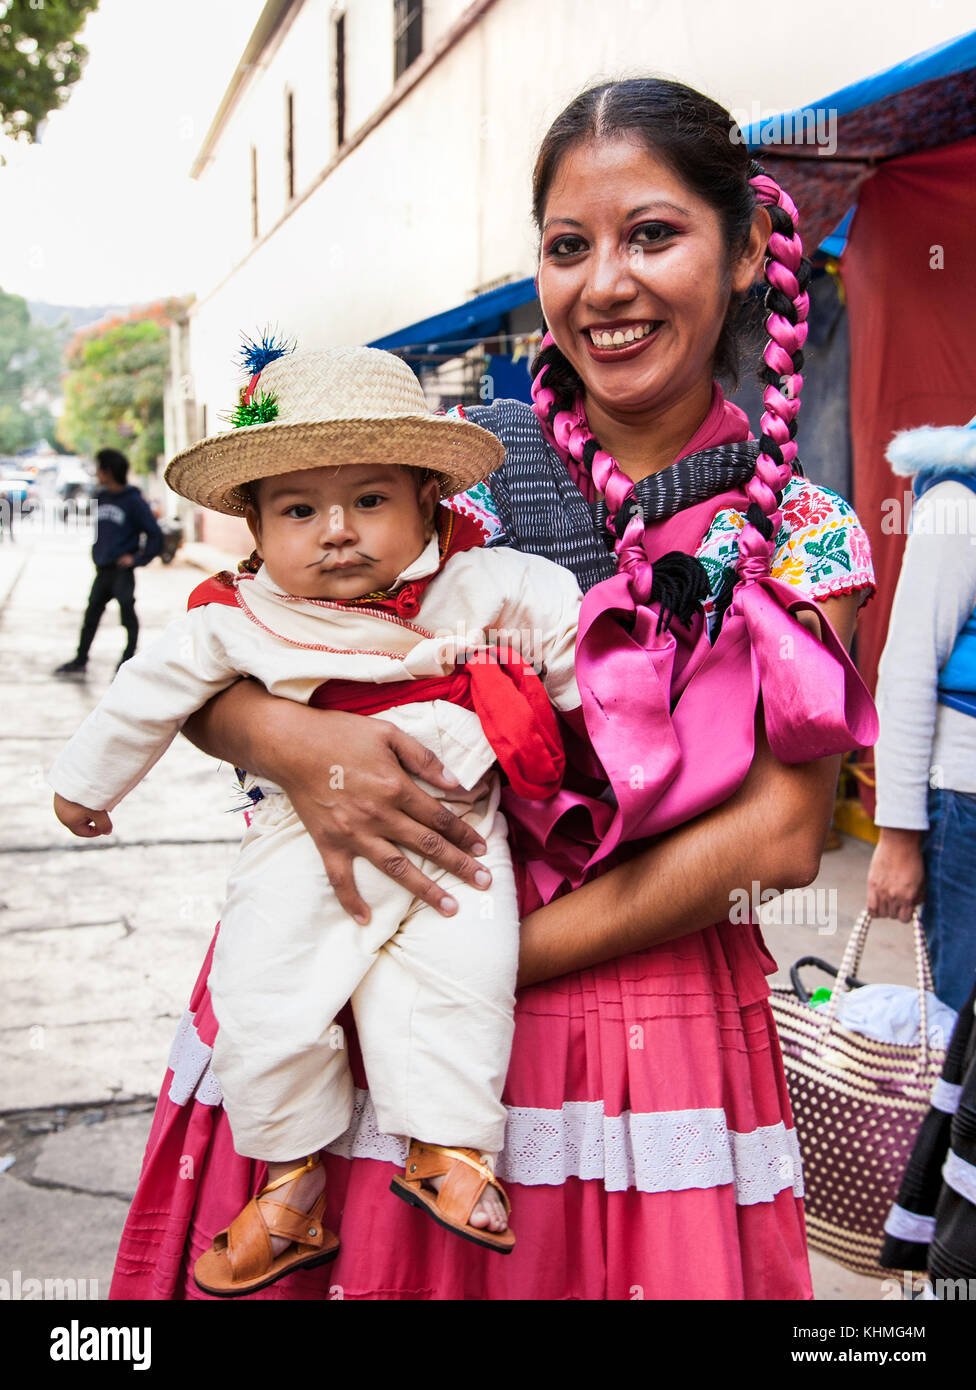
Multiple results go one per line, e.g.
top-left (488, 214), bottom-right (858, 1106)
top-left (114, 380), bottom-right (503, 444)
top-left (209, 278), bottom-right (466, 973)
top-left (922, 786), bottom-right (976, 1011)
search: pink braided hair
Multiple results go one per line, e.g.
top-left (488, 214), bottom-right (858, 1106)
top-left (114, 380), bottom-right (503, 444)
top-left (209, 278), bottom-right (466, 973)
top-left (530, 375), bottom-right (656, 602)
top-left (531, 160), bottom-right (811, 609)
top-left (737, 161), bottom-right (810, 581)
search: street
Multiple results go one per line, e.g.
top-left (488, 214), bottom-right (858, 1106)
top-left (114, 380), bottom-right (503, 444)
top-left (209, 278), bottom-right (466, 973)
top-left (0, 519), bottom-right (922, 1301)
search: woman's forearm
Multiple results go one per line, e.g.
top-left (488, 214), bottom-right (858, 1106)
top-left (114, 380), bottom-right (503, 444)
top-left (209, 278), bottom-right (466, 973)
top-left (517, 729), bottom-right (838, 986)
top-left (181, 679), bottom-right (302, 780)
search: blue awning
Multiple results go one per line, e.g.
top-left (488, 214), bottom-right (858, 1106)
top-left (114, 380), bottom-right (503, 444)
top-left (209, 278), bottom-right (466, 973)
top-left (368, 276), bottom-right (537, 357)
top-left (742, 28), bottom-right (976, 256)
top-left (819, 206), bottom-right (856, 258)
top-left (742, 28), bottom-right (976, 147)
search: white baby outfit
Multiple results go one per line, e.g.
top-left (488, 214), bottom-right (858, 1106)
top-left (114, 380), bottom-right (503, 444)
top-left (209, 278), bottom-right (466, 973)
top-left (49, 530), bottom-right (582, 1161)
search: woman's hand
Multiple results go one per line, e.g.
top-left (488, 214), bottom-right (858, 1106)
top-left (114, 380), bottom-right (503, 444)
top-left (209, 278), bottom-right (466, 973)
top-left (54, 793), bottom-right (113, 838)
top-left (274, 710), bottom-right (495, 925)
top-left (867, 827), bottom-right (925, 923)
top-left (181, 680), bottom-right (493, 925)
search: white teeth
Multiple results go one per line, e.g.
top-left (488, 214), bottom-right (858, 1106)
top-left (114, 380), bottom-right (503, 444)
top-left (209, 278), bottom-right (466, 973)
top-left (589, 322), bottom-right (655, 348)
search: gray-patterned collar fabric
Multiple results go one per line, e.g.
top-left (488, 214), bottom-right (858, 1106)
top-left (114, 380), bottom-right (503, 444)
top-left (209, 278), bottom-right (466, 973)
top-left (464, 398), bottom-right (759, 595)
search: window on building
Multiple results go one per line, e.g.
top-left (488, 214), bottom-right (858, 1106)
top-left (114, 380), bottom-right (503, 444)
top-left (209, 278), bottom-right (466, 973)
top-left (285, 89), bottom-right (295, 200)
top-left (250, 144), bottom-right (259, 239)
top-left (334, 13), bottom-right (346, 147)
top-left (393, 0), bottom-right (422, 80)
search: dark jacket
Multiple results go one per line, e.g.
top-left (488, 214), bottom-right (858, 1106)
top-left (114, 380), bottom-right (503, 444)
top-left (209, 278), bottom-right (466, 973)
top-left (92, 486), bottom-right (162, 568)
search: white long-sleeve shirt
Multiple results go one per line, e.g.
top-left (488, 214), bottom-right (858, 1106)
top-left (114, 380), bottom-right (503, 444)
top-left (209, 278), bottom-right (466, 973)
top-left (48, 534), bottom-right (582, 813)
top-left (874, 480), bottom-right (976, 828)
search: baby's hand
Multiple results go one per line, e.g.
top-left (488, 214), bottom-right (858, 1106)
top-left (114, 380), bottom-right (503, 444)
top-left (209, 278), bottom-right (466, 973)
top-left (53, 793), bottom-right (113, 838)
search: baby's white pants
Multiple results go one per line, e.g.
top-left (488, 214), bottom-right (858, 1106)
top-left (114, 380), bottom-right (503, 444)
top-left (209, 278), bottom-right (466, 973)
top-left (208, 774), bottom-right (519, 1162)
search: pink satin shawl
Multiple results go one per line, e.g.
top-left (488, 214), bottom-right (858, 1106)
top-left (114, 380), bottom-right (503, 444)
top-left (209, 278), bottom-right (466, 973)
top-left (503, 390), bottom-right (878, 907)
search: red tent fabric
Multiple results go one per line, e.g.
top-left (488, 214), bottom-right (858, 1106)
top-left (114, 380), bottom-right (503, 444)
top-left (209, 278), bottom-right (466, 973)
top-left (842, 133), bottom-right (976, 720)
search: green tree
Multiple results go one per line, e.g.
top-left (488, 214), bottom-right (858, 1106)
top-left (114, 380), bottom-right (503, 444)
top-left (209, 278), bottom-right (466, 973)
top-left (0, 0), bottom-right (100, 143)
top-left (0, 284), bottom-right (63, 452)
top-left (57, 302), bottom-right (177, 472)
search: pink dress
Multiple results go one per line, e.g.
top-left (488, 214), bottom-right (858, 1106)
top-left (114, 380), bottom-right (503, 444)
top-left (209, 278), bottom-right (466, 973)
top-left (110, 394), bottom-right (876, 1301)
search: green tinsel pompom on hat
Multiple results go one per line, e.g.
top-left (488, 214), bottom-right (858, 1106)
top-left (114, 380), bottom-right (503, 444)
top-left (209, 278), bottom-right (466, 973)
top-left (228, 329), bottom-right (296, 428)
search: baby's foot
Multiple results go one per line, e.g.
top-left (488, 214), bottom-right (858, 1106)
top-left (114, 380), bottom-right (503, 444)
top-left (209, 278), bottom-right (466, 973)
top-left (426, 1159), bottom-right (508, 1232)
top-left (261, 1157), bottom-right (326, 1257)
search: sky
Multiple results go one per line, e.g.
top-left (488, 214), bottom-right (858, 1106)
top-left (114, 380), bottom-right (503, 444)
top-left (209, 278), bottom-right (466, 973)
top-left (0, 0), bottom-right (266, 308)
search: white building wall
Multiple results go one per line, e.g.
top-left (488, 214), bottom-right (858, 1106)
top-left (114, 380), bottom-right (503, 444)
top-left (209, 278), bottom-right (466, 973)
top-left (346, 0), bottom-right (393, 132)
top-left (182, 0), bottom-right (976, 439)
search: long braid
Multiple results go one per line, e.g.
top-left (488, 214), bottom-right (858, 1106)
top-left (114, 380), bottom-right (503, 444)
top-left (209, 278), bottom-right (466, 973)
top-left (737, 160), bottom-right (811, 581)
top-left (530, 339), bottom-right (596, 502)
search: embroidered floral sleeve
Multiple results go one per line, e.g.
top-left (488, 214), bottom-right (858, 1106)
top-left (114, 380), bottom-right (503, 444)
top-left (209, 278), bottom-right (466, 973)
top-left (440, 404), bottom-right (507, 543)
top-left (696, 476), bottom-right (875, 630)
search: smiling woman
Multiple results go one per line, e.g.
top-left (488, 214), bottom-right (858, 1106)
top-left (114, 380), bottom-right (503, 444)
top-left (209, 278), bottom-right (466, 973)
top-left (537, 137), bottom-right (766, 481)
top-left (110, 77), bottom-right (878, 1302)
top-left (530, 81), bottom-right (770, 484)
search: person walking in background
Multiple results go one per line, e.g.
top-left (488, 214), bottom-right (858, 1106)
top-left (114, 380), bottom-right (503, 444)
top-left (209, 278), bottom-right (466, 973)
top-left (54, 447), bottom-right (162, 678)
top-left (869, 415), bottom-right (976, 1011)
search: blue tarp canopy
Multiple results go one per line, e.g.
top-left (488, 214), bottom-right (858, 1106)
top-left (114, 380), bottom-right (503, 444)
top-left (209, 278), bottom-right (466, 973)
top-left (818, 207), bottom-right (855, 259)
top-left (368, 276), bottom-right (537, 358)
top-left (742, 27), bottom-right (976, 255)
top-left (744, 27), bottom-right (976, 137)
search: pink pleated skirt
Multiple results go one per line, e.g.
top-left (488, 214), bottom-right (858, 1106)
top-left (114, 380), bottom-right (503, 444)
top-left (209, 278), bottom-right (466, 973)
top-left (109, 912), bottom-right (812, 1301)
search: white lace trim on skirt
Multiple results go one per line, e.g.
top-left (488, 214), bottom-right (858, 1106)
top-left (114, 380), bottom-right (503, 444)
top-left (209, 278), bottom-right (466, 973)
top-left (166, 1009), bottom-right (803, 1203)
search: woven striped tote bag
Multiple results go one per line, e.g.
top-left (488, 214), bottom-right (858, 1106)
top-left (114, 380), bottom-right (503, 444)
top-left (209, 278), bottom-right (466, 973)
top-left (771, 908), bottom-right (945, 1276)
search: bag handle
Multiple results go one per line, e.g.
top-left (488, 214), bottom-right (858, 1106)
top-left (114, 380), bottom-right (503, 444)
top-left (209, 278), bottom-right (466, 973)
top-left (789, 955), bottom-right (866, 1004)
top-left (816, 907), bottom-right (934, 1070)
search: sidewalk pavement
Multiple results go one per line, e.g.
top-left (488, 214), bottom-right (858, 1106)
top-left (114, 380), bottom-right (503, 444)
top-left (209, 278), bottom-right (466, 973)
top-left (1, 526), bottom-right (239, 1298)
top-left (0, 523), bottom-right (917, 1301)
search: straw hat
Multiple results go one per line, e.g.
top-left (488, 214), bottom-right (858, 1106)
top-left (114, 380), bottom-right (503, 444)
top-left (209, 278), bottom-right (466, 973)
top-left (164, 345), bottom-right (505, 516)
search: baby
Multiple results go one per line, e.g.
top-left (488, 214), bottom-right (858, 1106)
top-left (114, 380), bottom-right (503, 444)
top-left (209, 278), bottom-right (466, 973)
top-left (49, 344), bottom-right (582, 1295)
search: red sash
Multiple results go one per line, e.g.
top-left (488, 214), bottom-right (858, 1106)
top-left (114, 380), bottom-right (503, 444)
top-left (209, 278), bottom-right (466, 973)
top-left (309, 655), bottom-right (566, 801)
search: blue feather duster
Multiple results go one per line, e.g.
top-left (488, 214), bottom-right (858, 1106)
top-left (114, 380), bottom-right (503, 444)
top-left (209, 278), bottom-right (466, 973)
top-left (238, 329), bottom-right (295, 377)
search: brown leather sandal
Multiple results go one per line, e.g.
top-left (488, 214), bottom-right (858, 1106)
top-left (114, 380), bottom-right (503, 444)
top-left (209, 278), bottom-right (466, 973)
top-left (390, 1140), bottom-right (515, 1254)
top-left (193, 1154), bottom-right (340, 1297)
